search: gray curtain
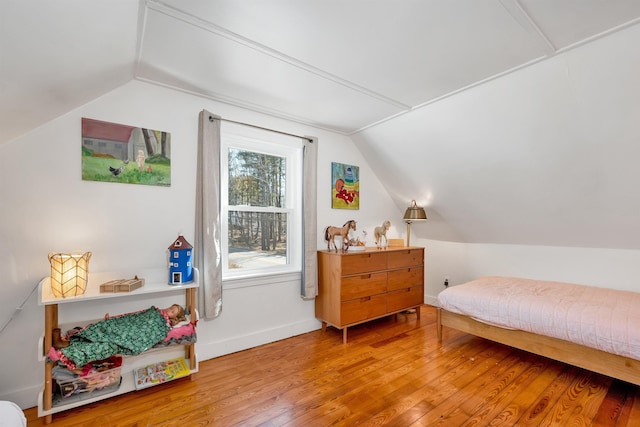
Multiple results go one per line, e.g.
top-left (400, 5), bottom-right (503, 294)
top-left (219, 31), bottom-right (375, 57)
top-left (301, 136), bottom-right (318, 299)
top-left (195, 110), bottom-right (222, 319)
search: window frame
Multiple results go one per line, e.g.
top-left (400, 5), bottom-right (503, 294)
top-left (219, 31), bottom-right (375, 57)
top-left (220, 125), bottom-right (303, 283)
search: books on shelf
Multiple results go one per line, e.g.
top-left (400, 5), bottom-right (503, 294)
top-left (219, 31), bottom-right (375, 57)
top-left (133, 357), bottom-right (190, 390)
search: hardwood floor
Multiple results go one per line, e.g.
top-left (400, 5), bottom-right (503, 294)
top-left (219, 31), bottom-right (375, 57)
top-left (25, 305), bottom-right (640, 426)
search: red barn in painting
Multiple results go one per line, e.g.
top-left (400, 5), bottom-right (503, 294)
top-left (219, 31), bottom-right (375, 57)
top-left (82, 118), bottom-right (137, 161)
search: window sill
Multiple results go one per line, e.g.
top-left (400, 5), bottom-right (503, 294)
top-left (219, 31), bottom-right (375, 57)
top-left (222, 271), bottom-right (301, 290)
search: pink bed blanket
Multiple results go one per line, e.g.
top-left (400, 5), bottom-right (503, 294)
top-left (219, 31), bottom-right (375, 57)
top-left (437, 276), bottom-right (640, 361)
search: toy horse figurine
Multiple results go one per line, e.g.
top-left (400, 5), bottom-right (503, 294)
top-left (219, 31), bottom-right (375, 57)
top-left (324, 220), bottom-right (357, 252)
top-left (374, 220), bottom-right (391, 249)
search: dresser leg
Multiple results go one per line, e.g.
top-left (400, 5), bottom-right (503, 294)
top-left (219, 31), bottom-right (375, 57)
top-left (342, 327), bottom-right (348, 344)
top-left (321, 321), bottom-right (327, 332)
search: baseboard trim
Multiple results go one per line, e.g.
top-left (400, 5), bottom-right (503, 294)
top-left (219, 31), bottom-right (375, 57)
top-left (425, 295), bottom-right (439, 306)
top-left (197, 318), bottom-right (322, 361)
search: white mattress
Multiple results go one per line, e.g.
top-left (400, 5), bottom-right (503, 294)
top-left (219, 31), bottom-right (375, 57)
top-left (437, 276), bottom-right (640, 361)
top-left (0, 401), bottom-right (26, 427)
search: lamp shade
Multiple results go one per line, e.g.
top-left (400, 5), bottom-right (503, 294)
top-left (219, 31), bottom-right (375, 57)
top-left (48, 252), bottom-right (92, 298)
top-left (403, 200), bottom-right (427, 222)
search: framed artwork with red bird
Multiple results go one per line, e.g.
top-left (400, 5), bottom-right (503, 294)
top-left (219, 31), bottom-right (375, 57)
top-left (331, 162), bottom-right (360, 210)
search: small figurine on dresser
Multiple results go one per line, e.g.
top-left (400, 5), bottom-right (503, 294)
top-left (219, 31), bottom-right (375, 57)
top-left (349, 230), bottom-right (367, 250)
top-left (323, 220), bottom-right (357, 252)
top-left (374, 220), bottom-right (391, 249)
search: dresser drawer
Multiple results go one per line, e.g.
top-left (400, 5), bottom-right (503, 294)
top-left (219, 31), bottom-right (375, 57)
top-left (341, 272), bottom-right (387, 300)
top-left (387, 267), bottom-right (424, 291)
top-left (341, 252), bottom-right (387, 275)
top-left (387, 249), bottom-right (423, 269)
top-left (341, 294), bottom-right (387, 325)
top-left (387, 286), bottom-right (423, 312)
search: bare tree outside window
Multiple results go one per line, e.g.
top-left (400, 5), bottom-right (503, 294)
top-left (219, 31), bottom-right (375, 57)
top-left (227, 148), bottom-right (288, 270)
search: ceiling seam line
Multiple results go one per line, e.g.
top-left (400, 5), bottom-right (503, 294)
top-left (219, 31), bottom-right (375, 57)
top-left (350, 16), bottom-right (640, 136)
top-left (349, 55), bottom-right (548, 136)
top-left (134, 76), bottom-right (350, 135)
top-left (554, 17), bottom-right (640, 55)
top-left (134, 0), bottom-right (151, 77)
top-left (144, 0), bottom-right (410, 110)
top-left (511, 0), bottom-right (557, 54)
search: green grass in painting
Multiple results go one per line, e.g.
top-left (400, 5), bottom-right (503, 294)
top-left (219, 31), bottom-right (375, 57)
top-left (82, 155), bottom-right (171, 186)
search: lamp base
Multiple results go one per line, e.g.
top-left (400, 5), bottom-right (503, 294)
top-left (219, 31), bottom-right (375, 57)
top-left (406, 222), bottom-right (411, 247)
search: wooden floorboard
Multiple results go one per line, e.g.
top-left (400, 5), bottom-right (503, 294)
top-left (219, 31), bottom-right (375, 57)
top-left (24, 305), bottom-right (640, 426)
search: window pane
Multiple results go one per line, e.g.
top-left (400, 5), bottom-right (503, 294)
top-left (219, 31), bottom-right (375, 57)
top-left (228, 211), bottom-right (287, 270)
top-left (228, 148), bottom-right (286, 207)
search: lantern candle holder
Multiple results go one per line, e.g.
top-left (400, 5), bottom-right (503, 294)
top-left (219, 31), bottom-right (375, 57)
top-left (48, 252), bottom-right (92, 298)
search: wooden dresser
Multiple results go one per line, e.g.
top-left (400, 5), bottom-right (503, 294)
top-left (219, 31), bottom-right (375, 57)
top-left (316, 246), bottom-right (424, 343)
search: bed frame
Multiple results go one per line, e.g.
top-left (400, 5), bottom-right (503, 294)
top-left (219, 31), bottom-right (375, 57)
top-left (437, 307), bottom-right (640, 386)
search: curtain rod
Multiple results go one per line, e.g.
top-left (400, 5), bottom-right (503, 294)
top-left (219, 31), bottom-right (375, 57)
top-left (209, 116), bottom-right (313, 143)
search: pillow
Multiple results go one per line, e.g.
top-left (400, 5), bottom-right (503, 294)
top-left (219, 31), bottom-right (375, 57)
top-left (164, 322), bottom-right (196, 342)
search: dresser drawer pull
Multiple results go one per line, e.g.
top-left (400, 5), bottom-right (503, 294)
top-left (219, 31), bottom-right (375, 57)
top-left (360, 296), bottom-right (371, 302)
top-left (360, 274), bottom-right (372, 279)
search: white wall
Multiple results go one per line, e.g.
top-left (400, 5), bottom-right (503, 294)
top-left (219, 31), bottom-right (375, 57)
top-left (463, 243), bottom-right (640, 292)
top-left (0, 80), bottom-right (408, 408)
top-left (412, 236), bottom-right (470, 306)
top-left (421, 240), bottom-right (640, 306)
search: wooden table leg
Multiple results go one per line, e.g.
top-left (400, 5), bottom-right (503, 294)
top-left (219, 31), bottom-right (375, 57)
top-left (436, 308), bottom-right (443, 343)
top-left (44, 362), bottom-right (53, 424)
top-left (44, 304), bottom-right (57, 424)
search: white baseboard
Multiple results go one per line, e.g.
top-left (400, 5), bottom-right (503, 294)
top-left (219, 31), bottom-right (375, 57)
top-left (425, 294), bottom-right (439, 306)
top-left (0, 386), bottom-right (37, 412)
top-left (197, 318), bottom-right (322, 362)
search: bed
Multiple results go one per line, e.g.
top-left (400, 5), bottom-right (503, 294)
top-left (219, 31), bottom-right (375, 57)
top-left (436, 276), bottom-right (640, 385)
top-left (0, 401), bottom-right (26, 427)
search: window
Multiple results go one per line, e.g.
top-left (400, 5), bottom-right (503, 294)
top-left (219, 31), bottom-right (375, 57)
top-left (221, 125), bottom-right (302, 279)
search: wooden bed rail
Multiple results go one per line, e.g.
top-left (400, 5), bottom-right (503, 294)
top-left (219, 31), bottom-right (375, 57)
top-left (437, 307), bottom-right (640, 386)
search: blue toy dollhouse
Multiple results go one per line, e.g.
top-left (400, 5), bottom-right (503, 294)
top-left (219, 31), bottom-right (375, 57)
top-left (168, 234), bottom-right (194, 285)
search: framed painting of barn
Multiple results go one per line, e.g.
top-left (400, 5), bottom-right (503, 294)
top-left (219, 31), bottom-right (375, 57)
top-left (331, 162), bottom-right (360, 209)
top-left (81, 118), bottom-right (171, 186)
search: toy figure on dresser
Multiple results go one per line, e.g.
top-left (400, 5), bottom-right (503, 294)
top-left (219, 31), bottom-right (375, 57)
top-left (324, 220), bottom-right (357, 252)
top-left (374, 220), bottom-right (391, 249)
top-left (348, 230), bottom-right (367, 250)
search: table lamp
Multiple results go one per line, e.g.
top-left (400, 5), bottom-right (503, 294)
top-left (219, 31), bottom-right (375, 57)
top-left (48, 252), bottom-right (92, 298)
top-left (403, 200), bottom-right (427, 246)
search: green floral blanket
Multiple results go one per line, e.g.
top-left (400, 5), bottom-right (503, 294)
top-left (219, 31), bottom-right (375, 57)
top-left (60, 306), bottom-right (171, 368)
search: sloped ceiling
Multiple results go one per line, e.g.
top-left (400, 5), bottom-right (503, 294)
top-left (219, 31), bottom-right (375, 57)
top-left (2, 1), bottom-right (640, 248)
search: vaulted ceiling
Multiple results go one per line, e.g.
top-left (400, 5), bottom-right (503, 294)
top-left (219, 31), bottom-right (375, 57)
top-left (2, 1), bottom-right (640, 248)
